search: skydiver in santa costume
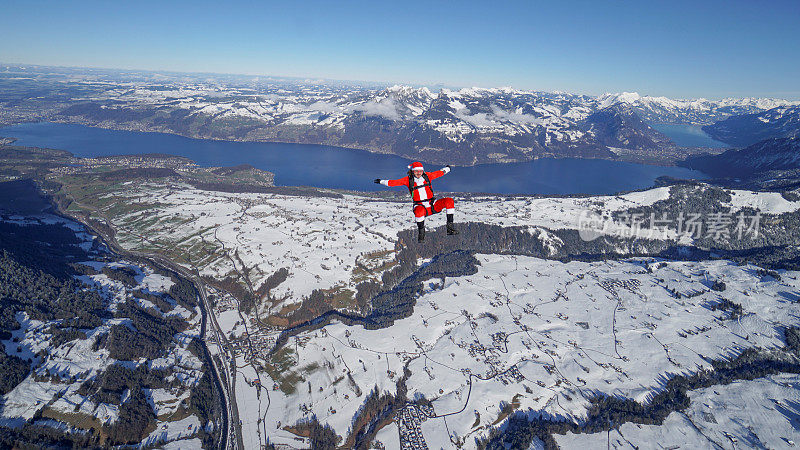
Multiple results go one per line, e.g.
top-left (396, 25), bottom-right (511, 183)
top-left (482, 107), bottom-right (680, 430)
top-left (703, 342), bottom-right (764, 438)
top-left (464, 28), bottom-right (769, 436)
top-left (374, 161), bottom-right (459, 242)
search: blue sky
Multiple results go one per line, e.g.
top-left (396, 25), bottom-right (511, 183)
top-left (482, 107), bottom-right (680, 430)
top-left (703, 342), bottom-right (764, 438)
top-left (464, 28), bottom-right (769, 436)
top-left (2, 0), bottom-right (798, 99)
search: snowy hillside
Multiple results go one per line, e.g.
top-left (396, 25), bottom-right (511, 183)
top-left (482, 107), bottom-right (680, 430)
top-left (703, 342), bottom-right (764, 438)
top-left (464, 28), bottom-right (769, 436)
top-left (0, 207), bottom-right (217, 448)
top-left (557, 373), bottom-right (800, 449)
top-left (54, 173), bottom-right (800, 449)
top-left (348, 255), bottom-right (800, 449)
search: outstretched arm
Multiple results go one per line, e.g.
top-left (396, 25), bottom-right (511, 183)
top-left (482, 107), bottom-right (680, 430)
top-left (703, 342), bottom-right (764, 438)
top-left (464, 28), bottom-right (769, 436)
top-left (427, 165), bottom-right (452, 181)
top-left (374, 177), bottom-right (410, 188)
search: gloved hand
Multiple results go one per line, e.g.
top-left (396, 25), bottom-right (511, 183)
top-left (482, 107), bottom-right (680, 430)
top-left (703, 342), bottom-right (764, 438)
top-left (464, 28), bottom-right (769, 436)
top-left (374, 179), bottom-right (381, 184)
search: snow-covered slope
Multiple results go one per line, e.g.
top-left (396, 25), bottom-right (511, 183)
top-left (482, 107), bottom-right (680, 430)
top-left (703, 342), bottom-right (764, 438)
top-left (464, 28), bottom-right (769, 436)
top-left (289, 255), bottom-right (800, 448)
top-left (557, 373), bottom-right (800, 449)
top-left (65, 177), bottom-right (800, 448)
top-left (702, 105), bottom-right (800, 147)
top-left (0, 211), bottom-right (210, 447)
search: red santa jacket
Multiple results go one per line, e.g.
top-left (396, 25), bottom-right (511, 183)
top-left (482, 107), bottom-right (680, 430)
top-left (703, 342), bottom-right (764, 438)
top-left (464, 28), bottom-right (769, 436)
top-left (380, 166), bottom-right (450, 204)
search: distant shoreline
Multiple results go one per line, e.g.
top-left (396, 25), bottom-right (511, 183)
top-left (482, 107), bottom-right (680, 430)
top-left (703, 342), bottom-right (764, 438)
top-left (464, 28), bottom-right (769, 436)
top-left (0, 119), bottom-right (718, 168)
top-left (0, 121), bottom-right (710, 196)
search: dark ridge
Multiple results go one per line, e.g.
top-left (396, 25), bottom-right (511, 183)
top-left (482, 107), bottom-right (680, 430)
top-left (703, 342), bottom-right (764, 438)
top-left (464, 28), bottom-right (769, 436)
top-left (0, 178), bottom-right (55, 214)
top-left (681, 137), bottom-right (800, 178)
top-left (0, 145), bottom-right (73, 159)
top-left (657, 244), bottom-right (800, 271)
top-left (652, 175), bottom-right (705, 188)
top-left (701, 105), bottom-right (800, 148)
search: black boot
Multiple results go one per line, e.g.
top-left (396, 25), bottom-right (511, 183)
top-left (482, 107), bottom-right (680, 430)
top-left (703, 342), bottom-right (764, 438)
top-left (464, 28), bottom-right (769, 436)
top-left (417, 221), bottom-right (426, 242)
top-left (446, 214), bottom-right (459, 235)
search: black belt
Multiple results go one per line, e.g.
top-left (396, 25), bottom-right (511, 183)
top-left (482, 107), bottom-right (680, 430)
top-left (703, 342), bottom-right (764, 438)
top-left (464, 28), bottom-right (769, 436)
top-left (413, 197), bottom-right (436, 210)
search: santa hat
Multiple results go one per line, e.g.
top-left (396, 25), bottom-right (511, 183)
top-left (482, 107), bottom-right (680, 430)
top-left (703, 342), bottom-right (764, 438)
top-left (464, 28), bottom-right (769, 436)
top-left (408, 162), bottom-right (424, 171)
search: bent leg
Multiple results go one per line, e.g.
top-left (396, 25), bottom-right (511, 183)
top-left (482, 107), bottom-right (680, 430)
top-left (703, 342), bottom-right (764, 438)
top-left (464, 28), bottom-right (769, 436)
top-left (433, 197), bottom-right (454, 214)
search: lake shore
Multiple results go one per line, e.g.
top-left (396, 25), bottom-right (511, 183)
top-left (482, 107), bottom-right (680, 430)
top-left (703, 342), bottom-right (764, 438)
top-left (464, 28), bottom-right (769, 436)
top-left (1, 122), bottom-right (709, 196)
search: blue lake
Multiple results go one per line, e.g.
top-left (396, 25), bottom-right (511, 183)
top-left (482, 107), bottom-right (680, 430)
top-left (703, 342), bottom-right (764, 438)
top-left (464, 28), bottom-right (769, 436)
top-left (1, 122), bottom-right (708, 195)
top-left (650, 123), bottom-right (730, 148)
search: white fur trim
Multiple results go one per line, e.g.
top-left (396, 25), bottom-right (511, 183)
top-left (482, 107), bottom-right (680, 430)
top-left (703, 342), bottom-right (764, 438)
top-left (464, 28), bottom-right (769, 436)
top-left (380, 179), bottom-right (389, 186)
top-left (441, 166), bottom-right (451, 174)
top-left (415, 215), bottom-right (426, 222)
top-left (412, 177), bottom-right (431, 201)
top-left (446, 208), bottom-right (454, 214)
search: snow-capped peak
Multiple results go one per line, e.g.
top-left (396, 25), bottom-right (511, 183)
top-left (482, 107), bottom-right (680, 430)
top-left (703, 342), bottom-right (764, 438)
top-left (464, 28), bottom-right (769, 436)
top-left (385, 84), bottom-right (433, 98)
top-left (598, 92), bottom-right (642, 108)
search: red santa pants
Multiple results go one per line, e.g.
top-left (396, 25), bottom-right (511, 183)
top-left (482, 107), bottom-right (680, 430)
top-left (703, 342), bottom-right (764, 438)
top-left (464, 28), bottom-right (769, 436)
top-left (413, 197), bottom-right (454, 222)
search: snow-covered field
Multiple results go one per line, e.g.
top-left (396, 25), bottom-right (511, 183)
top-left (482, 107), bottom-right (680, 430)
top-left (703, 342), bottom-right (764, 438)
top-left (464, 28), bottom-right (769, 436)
top-left (68, 182), bottom-right (800, 448)
top-left (107, 184), bottom-right (691, 312)
top-left (267, 255), bottom-right (800, 448)
top-left (106, 183), bottom-right (800, 311)
top-left (725, 190), bottom-right (800, 214)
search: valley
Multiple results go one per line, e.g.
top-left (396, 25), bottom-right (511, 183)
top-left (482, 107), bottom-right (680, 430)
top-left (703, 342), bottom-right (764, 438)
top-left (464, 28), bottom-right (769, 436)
top-left (1, 73), bottom-right (800, 447)
top-left (0, 143), bottom-right (796, 448)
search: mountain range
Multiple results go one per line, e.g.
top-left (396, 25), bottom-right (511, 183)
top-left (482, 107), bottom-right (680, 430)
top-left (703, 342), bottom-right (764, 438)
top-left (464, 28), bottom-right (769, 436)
top-left (702, 105), bottom-right (800, 147)
top-left (596, 91), bottom-right (798, 125)
top-left (1, 65), bottom-right (799, 166)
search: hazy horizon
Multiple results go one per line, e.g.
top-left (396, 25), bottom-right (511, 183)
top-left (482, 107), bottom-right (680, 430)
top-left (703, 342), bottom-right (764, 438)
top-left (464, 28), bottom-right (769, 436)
top-left (3, 61), bottom-right (799, 102)
top-left (2, 0), bottom-right (799, 100)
